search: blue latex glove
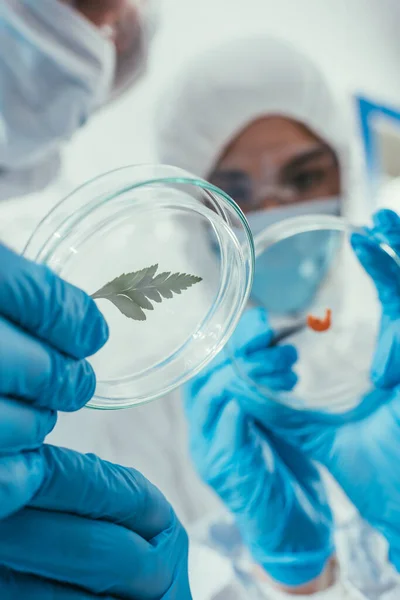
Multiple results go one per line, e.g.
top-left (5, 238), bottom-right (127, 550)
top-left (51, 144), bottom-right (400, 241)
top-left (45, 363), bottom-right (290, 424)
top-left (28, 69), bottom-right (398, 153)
top-left (0, 444), bottom-right (191, 599)
top-left (184, 308), bottom-right (335, 588)
top-left (352, 209), bottom-right (400, 389)
top-left (225, 210), bottom-right (400, 572)
top-left (0, 244), bottom-right (192, 598)
top-left (0, 243), bottom-right (109, 519)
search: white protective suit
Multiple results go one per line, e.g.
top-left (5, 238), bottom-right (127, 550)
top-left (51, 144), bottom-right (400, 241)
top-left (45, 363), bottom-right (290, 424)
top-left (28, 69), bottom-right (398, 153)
top-left (155, 35), bottom-right (400, 598)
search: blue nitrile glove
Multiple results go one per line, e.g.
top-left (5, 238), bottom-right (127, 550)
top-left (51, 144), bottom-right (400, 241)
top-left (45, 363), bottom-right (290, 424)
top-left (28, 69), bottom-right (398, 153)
top-left (0, 444), bottom-right (191, 600)
top-left (352, 209), bottom-right (400, 389)
top-left (227, 210), bottom-right (400, 573)
top-left (0, 243), bottom-right (108, 519)
top-left (184, 308), bottom-right (335, 588)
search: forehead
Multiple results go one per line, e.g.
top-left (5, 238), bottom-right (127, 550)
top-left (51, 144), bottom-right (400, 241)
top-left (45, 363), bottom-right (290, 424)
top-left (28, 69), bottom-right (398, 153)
top-left (219, 116), bottom-right (328, 167)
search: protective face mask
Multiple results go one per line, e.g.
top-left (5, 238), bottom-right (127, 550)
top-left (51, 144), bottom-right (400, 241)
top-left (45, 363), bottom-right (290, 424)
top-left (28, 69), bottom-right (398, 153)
top-left (248, 198), bottom-right (341, 316)
top-left (0, 0), bottom-right (116, 170)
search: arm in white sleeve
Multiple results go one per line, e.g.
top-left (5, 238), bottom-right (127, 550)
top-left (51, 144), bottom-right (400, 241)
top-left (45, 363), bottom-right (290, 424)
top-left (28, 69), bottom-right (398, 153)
top-left (0, 0), bottom-right (115, 171)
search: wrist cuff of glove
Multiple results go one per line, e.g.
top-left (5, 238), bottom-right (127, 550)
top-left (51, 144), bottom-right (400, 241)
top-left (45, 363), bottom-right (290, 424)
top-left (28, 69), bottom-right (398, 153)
top-left (254, 546), bottom-right (335, 587)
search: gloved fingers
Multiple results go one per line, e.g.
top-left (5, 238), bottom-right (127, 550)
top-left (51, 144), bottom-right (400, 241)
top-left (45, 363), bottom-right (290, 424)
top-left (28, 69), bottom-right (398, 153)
top-left (0, 507), bottom-right (181, 600)
top-left (210, 413), bottom-right (335, 587)
top-left (240, 345), bottom-right (298, 374)
top-left (0, 397), bottom-right (56, 454)
top-left (352, 211), bottom-right (400, 386)
top-left (30, 445), bottom-right (173, 541)
top-left (185, 376), bottom-right (254, 485)
top-left (185, 371), bottom-right (296, 466)
top-left (183, 355), bottom-right (232, 416)
top-left (260, 425), bottom-right (332, 513)
top-left (0, 244), bottom-right (108, 359)
top-left (371, 317), bottom-right (400, 388)
top-left (210, 406), bottom-right (332, 550)
top-left (214, 400), bottom-right (251, 454)
top-left (185, 343), bottom-right (298, 418)
top-left (351, 228), bottom-right (400, 317)
top-left (158, 560), bottom-right (192, 600)
top-left (188, 306), bottom-right (274, 396)
top-left (186, 395), bottom-right (335, 586)
top-left (0, 451), bottom-right (44, 520)
top-left (0, 566), bottom-right (119, 600)
top-left (252, 371), bottom-right (298, 392)
top-left (235, 383), bottom-right (385, 459)
top-left (372, 209), bottom-right (400, 249)
top-left (184, 365), bottom-right (233, 445)
top-left (240, 346), bottom-right (298, 391)
top-left (0, 318), bottom-right (96, 411)
top-left (195, 400), bottom-right (271, 510)
top-left (188, 393), bottom-right (278, 511)
top-left (233, 387), bottom-right (331, 456)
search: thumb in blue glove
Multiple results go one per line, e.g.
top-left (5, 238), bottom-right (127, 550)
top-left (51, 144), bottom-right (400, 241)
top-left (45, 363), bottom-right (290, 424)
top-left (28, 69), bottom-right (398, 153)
top-left (0, 445), bottom-right (192, 600)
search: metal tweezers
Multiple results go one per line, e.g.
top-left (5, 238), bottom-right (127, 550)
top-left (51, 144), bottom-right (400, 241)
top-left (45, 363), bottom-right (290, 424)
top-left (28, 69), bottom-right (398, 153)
top-left (269, 321), bottom-right (306, 347)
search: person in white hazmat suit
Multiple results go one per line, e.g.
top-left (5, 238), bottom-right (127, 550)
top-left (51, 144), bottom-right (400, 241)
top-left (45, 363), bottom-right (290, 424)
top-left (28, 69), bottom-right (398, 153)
top-left (155, 35), bottom-right (400, 598)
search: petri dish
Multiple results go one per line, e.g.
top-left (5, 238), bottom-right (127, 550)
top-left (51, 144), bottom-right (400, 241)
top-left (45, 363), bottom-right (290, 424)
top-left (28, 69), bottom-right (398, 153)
top-left (231, 214), bottom-right (400, 413)
top-left (24, 165), bottom-right (254, 409)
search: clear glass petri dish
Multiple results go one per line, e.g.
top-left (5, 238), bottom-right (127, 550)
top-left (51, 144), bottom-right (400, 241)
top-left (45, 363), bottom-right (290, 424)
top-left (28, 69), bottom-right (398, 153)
top-left (231, 214), bottom-right (400, 413)
top-left (24, 165), bottom-right (254, 409)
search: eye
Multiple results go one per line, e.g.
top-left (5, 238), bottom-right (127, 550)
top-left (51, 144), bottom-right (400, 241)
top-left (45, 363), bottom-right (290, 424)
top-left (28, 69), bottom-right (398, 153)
top-left (210, 171), bottom-right (252, 205)
top-left (289, 169), bottom-right (325, 193)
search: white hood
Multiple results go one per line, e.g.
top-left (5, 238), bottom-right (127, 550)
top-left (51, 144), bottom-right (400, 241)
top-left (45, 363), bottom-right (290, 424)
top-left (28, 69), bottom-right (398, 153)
top-left (156, 35), bottom-right (349, 182)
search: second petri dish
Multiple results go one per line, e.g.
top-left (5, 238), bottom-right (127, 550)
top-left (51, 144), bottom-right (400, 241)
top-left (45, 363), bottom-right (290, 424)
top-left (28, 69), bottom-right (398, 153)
top-left (24, 165), bottom-right (254, 409)
top-left (232, 214), bottom-right (400, 413)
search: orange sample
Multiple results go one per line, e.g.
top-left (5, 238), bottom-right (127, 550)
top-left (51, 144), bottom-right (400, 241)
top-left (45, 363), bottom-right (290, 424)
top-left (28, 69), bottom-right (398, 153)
top-left (307, 309), bottom-right (332, 332)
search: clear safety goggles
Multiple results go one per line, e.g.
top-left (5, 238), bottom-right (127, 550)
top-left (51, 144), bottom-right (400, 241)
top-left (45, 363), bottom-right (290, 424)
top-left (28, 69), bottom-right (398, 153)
top-left (210, 144), bottom-right (340, 212)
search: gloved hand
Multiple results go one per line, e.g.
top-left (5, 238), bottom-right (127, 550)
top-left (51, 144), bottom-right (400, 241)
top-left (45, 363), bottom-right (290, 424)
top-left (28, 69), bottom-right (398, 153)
top-left (0, 243), bottom-right (108, 519)
top-left (353, 209), bottom-right (400, 389)
top-left (0, 444), bottom-right (191, 599)
top-left (0, 243), bottom-right (191, 598)
top-left (227, 210), bottom-right (400, 572)
top-left (184, 308), bottom-right (335, 588)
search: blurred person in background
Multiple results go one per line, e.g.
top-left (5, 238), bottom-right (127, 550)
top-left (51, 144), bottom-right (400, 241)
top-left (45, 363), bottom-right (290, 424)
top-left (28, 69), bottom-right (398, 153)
top-left (157, 36), bottom-right (345, 224)
top-left (156, 35), bottom-right (400, 598)
top-left (0, 0), bottom-right (154, 201)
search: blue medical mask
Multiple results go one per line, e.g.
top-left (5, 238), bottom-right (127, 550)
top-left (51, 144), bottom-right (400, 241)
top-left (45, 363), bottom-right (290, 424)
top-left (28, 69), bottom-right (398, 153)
top-left (248, 198), bottom-right (341, 316)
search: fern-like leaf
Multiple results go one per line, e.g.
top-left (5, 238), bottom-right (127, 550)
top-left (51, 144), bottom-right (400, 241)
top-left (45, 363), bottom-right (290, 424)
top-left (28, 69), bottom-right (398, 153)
top-left (91, 264), bottom-right (202, 321)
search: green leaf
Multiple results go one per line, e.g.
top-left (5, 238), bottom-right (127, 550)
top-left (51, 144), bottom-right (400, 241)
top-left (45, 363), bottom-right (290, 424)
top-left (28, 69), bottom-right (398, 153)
top-left (91, 265), bottom-right (202, 321)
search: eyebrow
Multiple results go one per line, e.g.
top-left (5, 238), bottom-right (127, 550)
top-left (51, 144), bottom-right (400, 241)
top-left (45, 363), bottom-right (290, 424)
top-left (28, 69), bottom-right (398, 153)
top-left (282, 146), bottom-right (337, 176)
